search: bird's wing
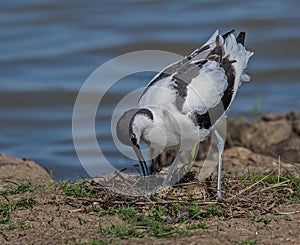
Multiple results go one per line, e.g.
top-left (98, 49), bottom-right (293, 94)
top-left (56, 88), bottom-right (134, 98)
top-left (138, 30), bottom-right (220, 106)
top-left (139, 30), bottom-right (253, 128)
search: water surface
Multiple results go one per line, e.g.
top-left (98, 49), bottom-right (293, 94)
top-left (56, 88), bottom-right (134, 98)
top-left (0, 0), bottom-right (299, 180)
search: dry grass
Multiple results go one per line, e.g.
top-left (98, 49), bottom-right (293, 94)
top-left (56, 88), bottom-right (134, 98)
top-left (0, 170), bottom-right (299, 244)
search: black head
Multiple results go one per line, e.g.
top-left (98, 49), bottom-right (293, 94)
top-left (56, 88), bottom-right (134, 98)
top-left (116, 108), bottom-right (153, 176)
top-left (116, 108), bottom-right (140, 146)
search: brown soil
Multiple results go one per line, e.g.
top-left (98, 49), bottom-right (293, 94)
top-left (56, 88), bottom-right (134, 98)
top-left (0, 177), bottom-right (299, 244)
top-left (0, 154), bottom-right (51, 184)
top-left (0, 113), bottom-right (299, 244)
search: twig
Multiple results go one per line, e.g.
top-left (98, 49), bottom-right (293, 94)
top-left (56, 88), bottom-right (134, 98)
top-left (114, 171), bottom-right (144, 196)
top-left (278, 155), bottom-right (281, 183)
top-left (69, 208), bottom-right (85, 213)
top-left (228, 171), bottom-right (276, 200)
top-left (275, 211), bottom-right (300, 215)
top-left (0, 193), bottom-right (9, 202)
top-left (248, 180), bottom-right (290, 196)
top-left (145, 200), bottom-right (217, 205)
top-left (65, 195), bottom-right (216, 206)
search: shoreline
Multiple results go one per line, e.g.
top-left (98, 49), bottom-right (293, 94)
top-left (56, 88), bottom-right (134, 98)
top-left (0, 112), bottom-right (299, 244)
top-left (1, 112), bottom-right (299, 184)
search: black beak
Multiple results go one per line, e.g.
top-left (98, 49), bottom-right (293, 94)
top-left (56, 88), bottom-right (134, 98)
top-left (133, 145), bottom-right (149, 176)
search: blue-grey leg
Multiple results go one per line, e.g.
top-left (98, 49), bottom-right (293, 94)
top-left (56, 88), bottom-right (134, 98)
top-left (214, 129), bottom-right (225, 199)
top-left (162, 151), bottom-right (182, 186)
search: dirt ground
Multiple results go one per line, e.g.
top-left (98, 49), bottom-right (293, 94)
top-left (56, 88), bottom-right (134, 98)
top-left (0, 113), bottom-right (299, 244)
top-left (0, 167), bottom-right (300, 244)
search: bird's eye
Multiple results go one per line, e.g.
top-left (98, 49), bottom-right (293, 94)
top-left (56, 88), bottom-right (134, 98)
top-left (130, 133), bottom-right (137, 145)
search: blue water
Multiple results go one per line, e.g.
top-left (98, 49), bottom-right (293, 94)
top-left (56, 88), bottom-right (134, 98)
top-left (0, 0), bottom-right (299, 180)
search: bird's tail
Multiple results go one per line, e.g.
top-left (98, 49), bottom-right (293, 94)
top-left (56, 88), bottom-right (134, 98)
top-left (191, 30), bottom-right (253, 90)
top-left (222, 30), bottom-right (254, 96)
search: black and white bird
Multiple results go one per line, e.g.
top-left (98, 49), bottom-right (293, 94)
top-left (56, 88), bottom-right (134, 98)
top-left (116, 30), bottom-right (253, 198)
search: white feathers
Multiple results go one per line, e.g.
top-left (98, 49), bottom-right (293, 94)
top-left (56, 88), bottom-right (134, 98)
top-left (117, 30), bottom-right (253, 192)
top-left (222, 33), bottom-right (254, 96)
top-left (182, 60), bottom-right (227, 114)
top-left (241, 73), bottom-right (251, 82)
top-left (139, 30), bottom-right (253, 117)
top-left (139, 74), bottom-right (177, 108)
